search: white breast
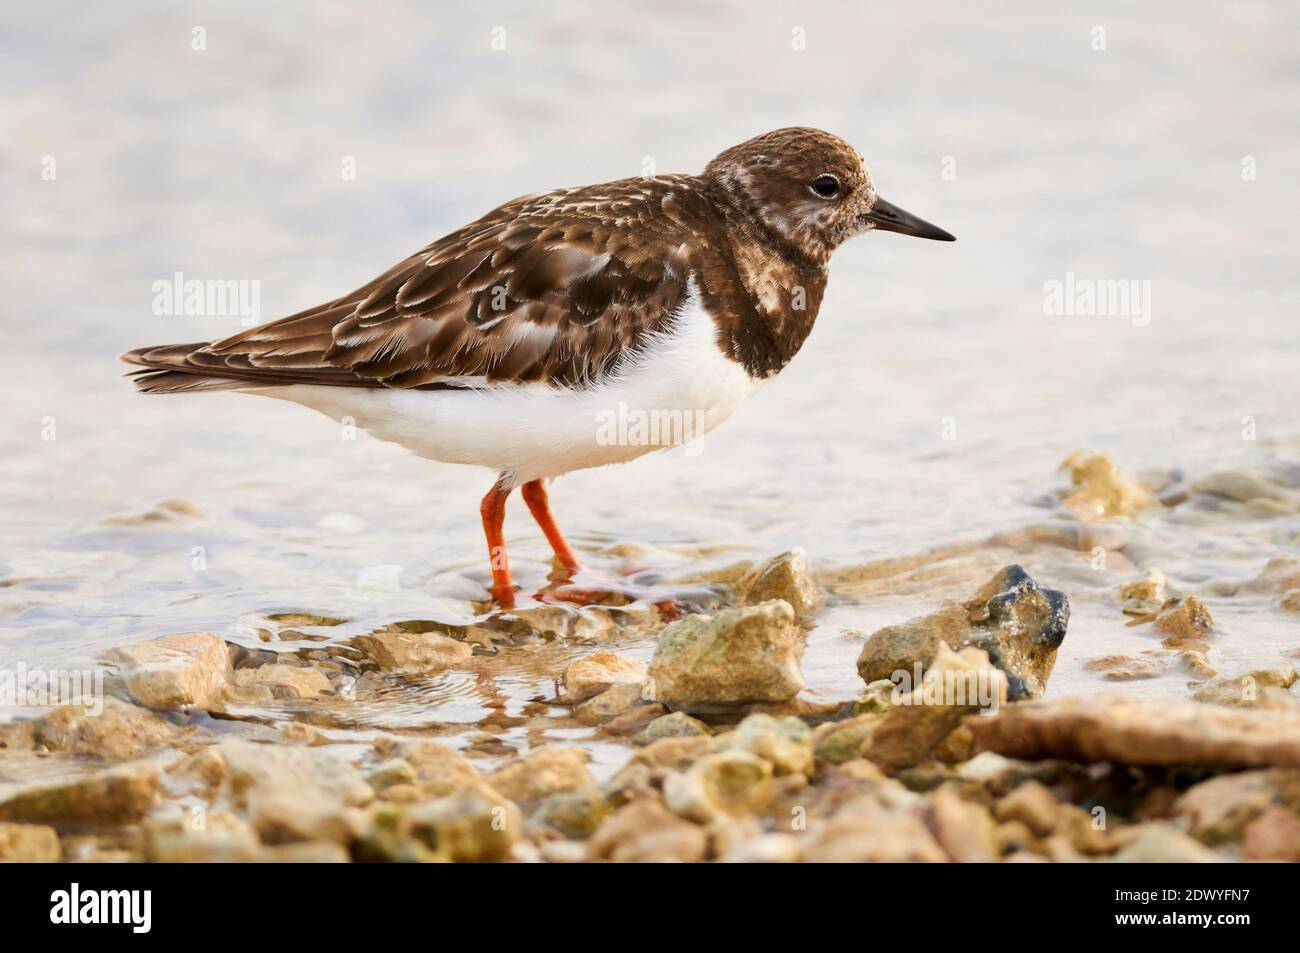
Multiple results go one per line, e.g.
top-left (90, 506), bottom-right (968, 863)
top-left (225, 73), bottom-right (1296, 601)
top-left (256, 280), bottom-right (761, 485)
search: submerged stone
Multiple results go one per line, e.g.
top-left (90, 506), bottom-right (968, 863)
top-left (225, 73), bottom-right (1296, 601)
top-left (234, 663), bottom-right (333, 699)
top-left (350, 630), bottom-right (472, 675)
top-left (557, 651), bottom-right (646, 704)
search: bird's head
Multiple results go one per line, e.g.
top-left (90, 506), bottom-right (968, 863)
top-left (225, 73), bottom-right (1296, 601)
top-left (703, 127), bottom-right (954, 262)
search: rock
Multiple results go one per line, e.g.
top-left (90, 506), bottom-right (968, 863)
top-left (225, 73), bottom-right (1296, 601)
top-left (721, 714), bottom-right (813, 776)
top-left (967, 695), bottom-right (1300, 769)
top-left (1177, 769), bottom-right (1300, 844)
top-left (664, 751), bottom-right (772, 823)
top-left (574, 682), bottom-right (647, 725)
top-left (800, 793), bottom-right (948, 862)
top-left (995, 819), bottom-right (1039, 856)
top-left (933, 724), bottom-right (977, 763)
top-left (862, 643), bottom-right (1007, 771)
top-left (2, 698), bottom-right (183, 762)
top-left (1180, 650), bottom-right (1218, 679)
top-left (1155, 596), bottom-right (1214, 646)
top-left (367, 759), bottom-right (417, 791)
top-left (1148, 596), bottom-right (1219, 680)
top-left (741, 550), bottom-right (822, 621)
top-left (108, 632), bottom-right (232, 710)
top-left (190, 740), bottom-right (373, 806)
top-left (956, 751), bottom-right (1020, 787)
top-left (608, 736), bottom-right (717, 796)
top-left (540, 840), bottom-right (589, 863)
top-left (722, 832), bottom-right (801, 863)
top-left (252, 787), bottom-right (358, 846)
top-left (535, 788), bottom-right (610, 838)
top-left (586, 799), bottom-right (708, 862)
top-left (1253, 555), bottom-right (1300, 594)
top-left (364, 786), bottom-right (521, 862)
top-left (814, 714), bottom-right (882, 766)
top-left (1112, 825), bottom-right (1222, 862)
top-left (509, 604), bottom-right (615, 642)
top-left (557, 651), bottom-right (646, 704)
top-left (376, 784), bottom-right (423, 803)
top-left (98, 498), bottom-right (203, 525)
top-left (994, 781), bottom-right (1060, 838)
top-left (601, 703), bottom-right (667, 737)
top-left (143, 811), bottom-right (262, 862)
top-left (1083, 655), bottom-right (1165, 681)
top-left (0, 763), bottom-right (161, 824)
top-left (1281, 589), bottom-right (1300, 612)
top-left (0, 822), bottom-right (60, 861)
top-left (1119, 568), bottom-right (1170, 617)
top-left (639, 711), bottom-right (710, 744)
top-left (485, 748), bottom-right (594, 803)
top-left (852, 679), bottom-right (897, 716)
top-left (280, 723), bottom-right (329, 746)
top-left (929, 787), bottom-right (998, 862)
top-left (382, 740), bottom-right (480, 798)
top-left (351, 630), bottom-right (472, 675)
top-left (234, 664), bottom-right (333, 699)
top-left (1192, 667), bottom-right (1297, 708)
top-left (1056, 803), bottom-right (1122, 856)
top-left (1059, 449), bottom-right (1155, 519)
top-left (173, 740), bottom-right (371, 845)
top-left (857, 565), bottom-right (1068, 701)
top-left (646, 600), bottom-right (805, 710)
top-left (1194, 470), bottom-right (1297, 506)
top-left (261, 842), bottom-right (351, 863)
top-left (1240, 805), bottom-right (1300, 861)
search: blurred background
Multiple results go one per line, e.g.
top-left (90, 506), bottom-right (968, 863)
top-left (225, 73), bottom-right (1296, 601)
top-left (2, 1), bottom-right (1297, 713)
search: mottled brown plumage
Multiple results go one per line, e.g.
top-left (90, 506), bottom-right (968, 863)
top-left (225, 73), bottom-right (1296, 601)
top-left (124, 127), bottom-right (951, 393)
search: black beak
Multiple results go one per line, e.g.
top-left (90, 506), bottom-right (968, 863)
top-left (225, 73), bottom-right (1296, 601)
top-left (865, 197), bottom-right (956, 241)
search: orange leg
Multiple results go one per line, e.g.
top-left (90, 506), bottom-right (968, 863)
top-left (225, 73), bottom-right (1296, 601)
top-left (480, 481), bottom-right (515, 606)
top-left (520, 479), bottom-right (582, 573)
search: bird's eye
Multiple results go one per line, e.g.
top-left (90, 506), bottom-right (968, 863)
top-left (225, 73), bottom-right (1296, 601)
top-left (810, 174), bottom-right (840, 198)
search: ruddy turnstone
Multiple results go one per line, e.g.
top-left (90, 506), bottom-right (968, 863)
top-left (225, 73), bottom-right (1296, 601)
top-left (123, 127), bottom-right (954, 607)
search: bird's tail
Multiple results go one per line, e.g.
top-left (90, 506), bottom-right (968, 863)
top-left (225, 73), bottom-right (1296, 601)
top-left (120, 343), bottom-right (247, 394)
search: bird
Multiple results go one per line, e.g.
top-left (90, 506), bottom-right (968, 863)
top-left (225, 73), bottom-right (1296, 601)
top-left (122, 127), bottom-right (954, 609)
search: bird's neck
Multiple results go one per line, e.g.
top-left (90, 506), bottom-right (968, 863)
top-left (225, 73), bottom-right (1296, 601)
top-left (693, 181), bottom-right (829, 377)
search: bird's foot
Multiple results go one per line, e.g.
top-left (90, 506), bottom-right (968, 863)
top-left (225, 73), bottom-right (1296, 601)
top-left (533, 567), bottom-right (683, 619)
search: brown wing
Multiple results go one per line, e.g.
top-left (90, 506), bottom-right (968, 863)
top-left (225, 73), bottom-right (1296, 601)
top-left (124, 178), bottom-right (701, 392)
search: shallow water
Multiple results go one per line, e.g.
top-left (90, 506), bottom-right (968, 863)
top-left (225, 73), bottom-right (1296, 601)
top-left (2, 2), bottom-right (1298, 767)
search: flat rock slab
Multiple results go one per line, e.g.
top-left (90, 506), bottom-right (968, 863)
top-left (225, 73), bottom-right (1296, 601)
top-left (967, 695), bottom-right (1300, 769)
